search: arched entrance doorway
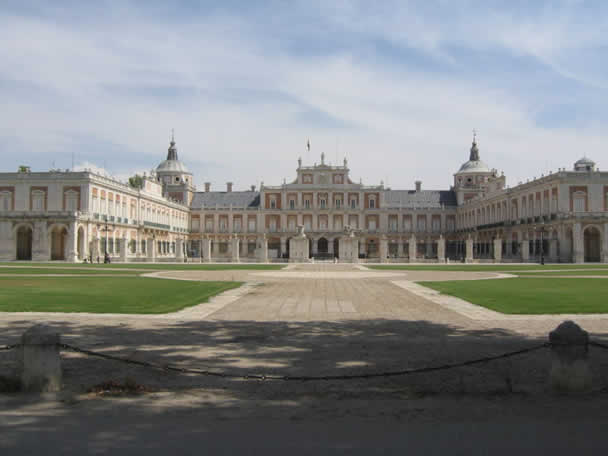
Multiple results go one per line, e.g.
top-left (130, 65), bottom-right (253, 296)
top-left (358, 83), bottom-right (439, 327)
top-left (50, 226), bottom-right (68, 260)
top-left (584, 226), bottom-right (601, 262)
top-left (333, 238), bottom-right (339, 258)
top-left (317, 237), bottom-right (328, 254)
top-left (16, 226), bottom-right (33, 260)
top-left (77, 227), bottom-right (85, 260)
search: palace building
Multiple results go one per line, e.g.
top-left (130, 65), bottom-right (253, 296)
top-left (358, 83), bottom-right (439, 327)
top-left (0, 136), bottom-right (607, 263)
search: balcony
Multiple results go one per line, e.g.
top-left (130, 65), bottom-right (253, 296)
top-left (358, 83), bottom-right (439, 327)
top-left (143, 221), bottom-right (170, 230)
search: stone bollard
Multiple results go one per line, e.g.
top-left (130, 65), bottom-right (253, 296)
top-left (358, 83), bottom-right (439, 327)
top-left (20, 324), bottom-right (62, 392)
top-left (549, 321), bottom-right (592, 393)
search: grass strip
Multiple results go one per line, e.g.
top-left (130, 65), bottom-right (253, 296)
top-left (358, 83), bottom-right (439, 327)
top-left (0, 277), bottom-right (241, 314)
top-left (419, 278), bottom-right (608, 314)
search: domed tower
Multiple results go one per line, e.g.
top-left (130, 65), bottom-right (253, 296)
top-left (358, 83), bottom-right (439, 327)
top-left (155, 132), bottom-right (195, 204)
top-left (453, 134), bottom-right (499, 205)
top-left (573, 157), bottom-right (596, 172)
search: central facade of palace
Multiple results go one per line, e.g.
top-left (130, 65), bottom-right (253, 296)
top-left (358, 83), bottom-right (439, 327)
top-left (0, 137), bottom-right (607, 263)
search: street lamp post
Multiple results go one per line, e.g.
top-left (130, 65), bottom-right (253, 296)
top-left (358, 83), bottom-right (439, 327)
top-left (534, 221), bottom-right (546, 266)
top-left (98, 216), bottom-right (111, 262)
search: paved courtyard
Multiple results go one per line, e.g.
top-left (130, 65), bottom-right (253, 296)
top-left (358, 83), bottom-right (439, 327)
top-left (3, 263), bottom-right (608, 454)
top-left (2, 263), bottom-right (608, 394)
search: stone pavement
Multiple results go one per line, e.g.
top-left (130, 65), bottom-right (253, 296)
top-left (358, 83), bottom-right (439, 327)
top-left (2, 263), bottom-right (608, 454)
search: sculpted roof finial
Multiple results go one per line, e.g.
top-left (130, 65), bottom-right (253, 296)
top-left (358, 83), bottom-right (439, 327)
top-left (469, 130), bottom-right (480, 162)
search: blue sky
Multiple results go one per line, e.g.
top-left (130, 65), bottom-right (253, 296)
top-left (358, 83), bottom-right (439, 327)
top-left (1, 0), bottom-right (607, 189)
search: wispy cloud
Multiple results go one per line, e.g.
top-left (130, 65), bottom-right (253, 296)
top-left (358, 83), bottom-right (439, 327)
top-left (1, 0), bottom-right (607, 190)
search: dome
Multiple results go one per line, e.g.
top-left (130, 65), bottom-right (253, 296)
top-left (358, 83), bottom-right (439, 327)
top-left (574, 156), bottom-right (595, 171)
top-left (455, 138), bottom-right (492, 174)
top-left (456, 159), bottom-right (491, 174)
top-left (155, 134), bottom-right (191, 174)
top-left (156, 159), bottom-right (190, 173)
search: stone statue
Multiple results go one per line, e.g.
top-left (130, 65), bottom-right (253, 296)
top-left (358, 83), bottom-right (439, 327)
top-left (296, 225), bottom-right (306, 238)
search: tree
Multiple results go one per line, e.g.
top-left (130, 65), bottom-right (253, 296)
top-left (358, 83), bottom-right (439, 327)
top-left (128, 174), bottom-right (144, 189)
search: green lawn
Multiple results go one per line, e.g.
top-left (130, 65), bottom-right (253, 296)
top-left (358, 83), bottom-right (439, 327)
top-left (420, 278), bottom-right (608, 314)
top-left (516, 270), bottom-right (608, 276)
top-left (369, 264), bottom-right (608, 272)
top-left (0, 262), bottom-right (284, 271)
top-left (0, 268), bottom-right (142, 275)
top-left (0, 277), bottom-right (242, 314)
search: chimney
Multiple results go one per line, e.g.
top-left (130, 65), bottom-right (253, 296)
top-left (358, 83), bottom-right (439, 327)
top-left (204, 182), bottom-right (211, 192)
top-left (415, 180), bottom-right (422, 192)
top-left (227, 182), bottom-right (233, 192)
top-left (251, 185), bottom-right (256, 192)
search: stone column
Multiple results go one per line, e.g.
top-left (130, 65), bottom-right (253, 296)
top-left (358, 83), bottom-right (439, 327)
top-left (146, 238), bottom-right (155, 262)
top-left (176, 238), bottom-right (184, 260)
top-left (493, 237), bottom-right (502, 263)
top-left (0, 221), bottom-right (14, 260)
top-left (66, 221), bottom-right (78, 262)
top-left (573, 222), bottom-right (584, 263)
top-left (119, 237), bottom-right (127, 262)
top-left (549, 321), bottom-right (592, 393)
top-left (465, 236), bottom-right (474, 263)
top-left (603, 223), bottom-right (608, 263)
top-left (280, 237), bottom-right (287, 258)
top-left (409, 234), bottom-right (417, 262)
top-left (231, 236), bottom-right (240, 263)
top-left (397, 240), bottom-right (404, 258)
top-left (437, 235), bottom-right (446, 263)
top-left (379, 236), bottom-right (388, 263)
top-left (312, 238), bottom-right (318, 255)
top-left (257, 235), bottom-right (268, 262)
top-left (20, 324), bottom-right (62, 392)
top-left (202, 236), bottom-right (211, 262)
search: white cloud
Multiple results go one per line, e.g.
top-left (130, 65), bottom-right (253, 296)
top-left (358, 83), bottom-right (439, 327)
top-left (1, 1), bottom-right (607, 192)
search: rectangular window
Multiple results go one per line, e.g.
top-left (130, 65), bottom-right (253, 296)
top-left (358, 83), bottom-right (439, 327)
top-left (432, 218), bottom-right (440, 232)
top-left (350, 199), bottom-right (356, 209)
top-left (320, 199), bottom-right (326, 209)
top-left (191, 218), bottom-right (200, 232)
top-left (304, 217), bottom-right (312, 231)
top-left (0, 192), bottom-right (10, 211)
top-left (248, 219), bottom-right (256, 232)
top-left (234, 219), bottom-right (242, 232)
top-left (32, 192), bottom-right (45, 211)
top-left (335, 199), bottom-right (341, 208)
top-left (289, 200), bottom-right (295, 209)
top-left (417, 218), bottom-right (426, 232)
top-left (305, 200), bottom-right (310, 209)
top-left (369, 199), bottom-right (375, 209)
top-left (368, 219), bottom-right (376, 231)
top-left (403, 217), bottom-right (412, 232)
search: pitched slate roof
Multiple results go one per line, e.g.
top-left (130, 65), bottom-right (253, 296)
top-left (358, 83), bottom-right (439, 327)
top-left (190, 191), bottom-right (260, 209)
top-left (384, 190), bottom-right (457, 209)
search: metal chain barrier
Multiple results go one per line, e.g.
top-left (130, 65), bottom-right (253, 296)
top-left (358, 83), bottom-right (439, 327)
top-left (60, 342), bottom-right (551, 382)
top-left (590, 341), bottom-right (608, 350)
